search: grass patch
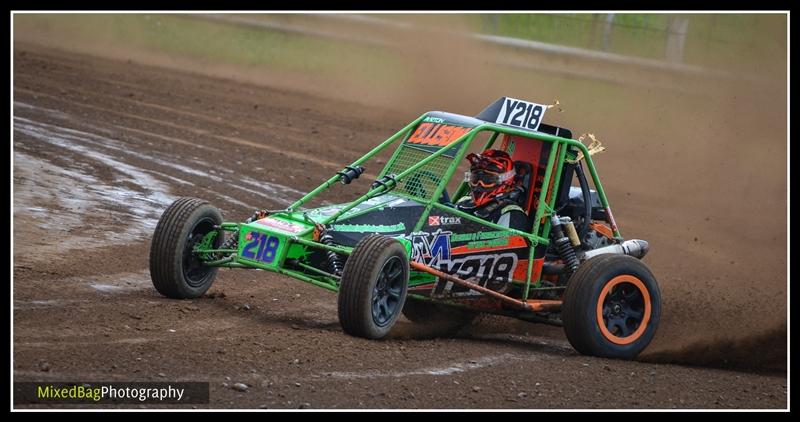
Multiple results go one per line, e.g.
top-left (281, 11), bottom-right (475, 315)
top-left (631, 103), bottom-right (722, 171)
top-left (14, 14), bottom-right (406, 85)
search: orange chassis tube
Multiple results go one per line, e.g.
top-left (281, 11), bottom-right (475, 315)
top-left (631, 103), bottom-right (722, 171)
top-left (409, 261), bottom-right (561, 313)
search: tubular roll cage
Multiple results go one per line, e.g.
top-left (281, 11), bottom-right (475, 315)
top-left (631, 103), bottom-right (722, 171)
top-left (206, 113), bottom-right (618, 303)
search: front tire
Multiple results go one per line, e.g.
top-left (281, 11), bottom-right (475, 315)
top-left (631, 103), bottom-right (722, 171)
top-left (149, 197), bottom-right (223, 299)
top-left (337, 235), bottom-right (409, 339)
top-left (562, 254), bottom-right (661, 359)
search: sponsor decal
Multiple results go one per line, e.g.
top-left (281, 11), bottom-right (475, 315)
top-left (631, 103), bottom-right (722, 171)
top-left (450, 230), bottom-right (512, 242)
top-left (255, 218), bottom-right (305, 234)
top-left (407, 123), bottom-right (470, 147)
top-left (423, 116), bottom-right (445, 124)
top-left (605, 207), bottom-right (618, 233)
top-left (467, 238), bottom-right (509, 249)
top-left (507, 140), bottom-right (516, 156)
top-left (496, 97), bottom-right (547, 131)
top-left (408, 229), bottom-right (452, 267)
top-left (432, 252), bottom-right (518, 297)
top-left (405, 230), bottom-right (518, 296)
top-left (428, 215), bottom-right (461, 226)
top-left (307, 205), bottom-right (344, 218)
top-left (454, 235), bottom-right (528, 254)
top-left (330, 222), bottom-right (406, 233)
top-left (386, 198), bottom-right (408, 207)
top-left (361, 196), bottom-right (393, 206)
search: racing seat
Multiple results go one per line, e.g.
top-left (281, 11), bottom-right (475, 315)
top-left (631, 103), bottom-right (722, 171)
top-left (470, 121), bottom-right (575, 281)
top-left (498, 133), bottom-right (561, 280)
top-left (500, 122), bottom-right (574, 218)
top-left (499, 134), bottom-right (555, 218)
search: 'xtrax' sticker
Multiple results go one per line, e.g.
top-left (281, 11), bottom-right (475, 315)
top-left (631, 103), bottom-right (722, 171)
top-left (241, 231), bottom-right (281, 264)
top-left (496, 97), bottom-right (547, 131)
top-left (427, 215), bottom-right (461, 226)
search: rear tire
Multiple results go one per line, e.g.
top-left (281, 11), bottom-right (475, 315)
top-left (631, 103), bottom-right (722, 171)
top-left (562, 254), bottom-right (661, 359)
top-left (149, 197), bottom-right (223, 299)
top-left (338, 235), bottom-right (409, 339)
top-left (402, 299), bottom-right (479, 336)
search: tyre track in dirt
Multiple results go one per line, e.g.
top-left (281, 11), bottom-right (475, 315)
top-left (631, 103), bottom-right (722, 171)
top-left (12, 45), bottom-right (786, 409)
top-left (15, 47), bottom-right (383, 157)
top-left (13, 88), bottom-right (349, 174)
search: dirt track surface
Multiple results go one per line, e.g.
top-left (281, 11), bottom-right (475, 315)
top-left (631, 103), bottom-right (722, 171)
top-left (12, 44), bottom-right (787, 409)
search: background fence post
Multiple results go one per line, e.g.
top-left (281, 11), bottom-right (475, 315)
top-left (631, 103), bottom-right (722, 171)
top-left (665, 16), bottom-right (690, 63)
top-left (601, 13), bottom-right (615, 51)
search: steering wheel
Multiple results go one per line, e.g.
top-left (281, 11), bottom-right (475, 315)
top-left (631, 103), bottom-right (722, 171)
top-left (406, 170), bottom-right (451, 204)
top-left (573, 162), bottom-right (592, 240)
top-left (554, 163), bottom-right (592, 242)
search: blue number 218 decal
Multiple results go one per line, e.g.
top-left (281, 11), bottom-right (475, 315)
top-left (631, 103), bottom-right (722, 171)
top-left (241, 232), bottom-right (280, 264)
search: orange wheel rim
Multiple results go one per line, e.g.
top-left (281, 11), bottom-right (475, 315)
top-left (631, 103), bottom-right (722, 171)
top-left (596, 275), bottom-right (651, 345)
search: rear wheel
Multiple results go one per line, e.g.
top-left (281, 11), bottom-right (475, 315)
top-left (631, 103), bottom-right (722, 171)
top-left (337, 235), bottom-right (409, 339)
top-left (149, 197), bottom-right (223, 299)
top-left (562, 254), bottom-right (661, 359)
top-left (402, 299), bottom-right (479, 335)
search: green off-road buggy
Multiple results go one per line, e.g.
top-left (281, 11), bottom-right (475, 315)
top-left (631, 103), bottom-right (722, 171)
top-left (149, 97), bottom-right (661, 359)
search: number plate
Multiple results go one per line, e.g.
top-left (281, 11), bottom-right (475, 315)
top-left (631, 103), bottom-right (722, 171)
top-left (495, 97), bottom-right (547, 131)
top-left (238, 229), bottom-right (286, 269)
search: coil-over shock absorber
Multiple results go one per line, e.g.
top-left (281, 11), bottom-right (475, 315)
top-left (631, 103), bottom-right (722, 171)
top-left (214, 233), bottom-right (239, 260)
top-left (213, 209), bottom-right (269, 260)
top-left (318, 229), bottom-right (344, 276)
top-left (551, 215), bottom-right (580, 273)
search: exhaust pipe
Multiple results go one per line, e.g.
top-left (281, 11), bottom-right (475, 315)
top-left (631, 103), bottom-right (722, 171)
top-left (582, 239), bottom-right (649, 260)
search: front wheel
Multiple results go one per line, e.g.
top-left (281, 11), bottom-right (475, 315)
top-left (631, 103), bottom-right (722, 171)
top-left (149, 197), bottom-right (223, 299)
top-left (562, 254), bottom-right (661, 359)
top-left (337, 234), bottom-right (409, 339)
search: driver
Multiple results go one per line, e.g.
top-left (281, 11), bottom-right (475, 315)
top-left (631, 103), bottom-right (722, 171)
top-left (456, 149), bottom-right (530, 232)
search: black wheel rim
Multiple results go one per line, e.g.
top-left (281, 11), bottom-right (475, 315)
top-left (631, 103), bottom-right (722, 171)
top-left (182, 217), bottom-right (217, 287)
top-left (371, 256), bottom-right (405, 327)
top-left (601, 282), bottom-right (646, 338)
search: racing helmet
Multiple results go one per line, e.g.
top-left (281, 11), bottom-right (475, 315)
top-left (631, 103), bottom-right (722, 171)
top-left (465, 149), bottom-right (516, 207)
